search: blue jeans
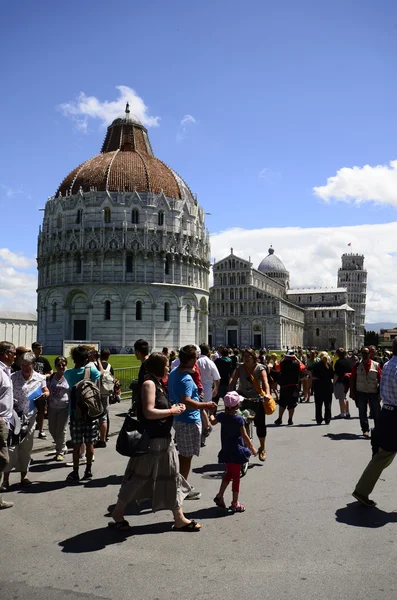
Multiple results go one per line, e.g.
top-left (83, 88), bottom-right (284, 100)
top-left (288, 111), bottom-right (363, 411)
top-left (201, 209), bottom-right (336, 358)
top-left (355, 391), bottom-right (380, 434)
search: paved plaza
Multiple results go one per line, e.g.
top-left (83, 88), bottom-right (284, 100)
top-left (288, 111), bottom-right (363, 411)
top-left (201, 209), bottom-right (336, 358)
top-left (1, 400), bottom-right (397, 600)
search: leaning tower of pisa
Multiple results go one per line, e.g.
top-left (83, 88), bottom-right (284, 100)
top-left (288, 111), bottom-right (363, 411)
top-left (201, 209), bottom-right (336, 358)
top-left (337, 253), bottom-right (367, 347)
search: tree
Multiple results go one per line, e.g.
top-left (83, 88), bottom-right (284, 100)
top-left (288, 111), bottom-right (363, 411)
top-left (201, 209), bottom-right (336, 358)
top-left (364, 329), bottom-right (379, 347)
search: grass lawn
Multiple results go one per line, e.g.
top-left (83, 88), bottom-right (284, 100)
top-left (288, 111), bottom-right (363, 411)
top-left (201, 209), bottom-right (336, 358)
top-left (44, 354), bottom-right (140, 370)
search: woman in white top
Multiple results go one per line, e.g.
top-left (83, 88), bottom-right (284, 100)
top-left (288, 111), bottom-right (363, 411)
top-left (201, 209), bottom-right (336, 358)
top-left (47, 356), bottom-right (70, 461)
top-left (2, 352), bottom-right (49, 489)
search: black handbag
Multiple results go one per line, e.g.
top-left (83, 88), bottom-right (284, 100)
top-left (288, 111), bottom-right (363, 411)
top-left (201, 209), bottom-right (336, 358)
top-left (116, 411), bottom-right (150, 457)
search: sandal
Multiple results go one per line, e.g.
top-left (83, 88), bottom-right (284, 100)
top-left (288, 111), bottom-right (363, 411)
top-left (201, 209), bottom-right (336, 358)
top-left (213, 495), bottom-right (226, 509)
top-left (230, 502), bottom-right (245, 513)
top-left (258, 448), bottom-right (267, 462)
top-left (108, 519), bottom-right (133, 532)
top-left (172, 520), bottom-right (202, 532)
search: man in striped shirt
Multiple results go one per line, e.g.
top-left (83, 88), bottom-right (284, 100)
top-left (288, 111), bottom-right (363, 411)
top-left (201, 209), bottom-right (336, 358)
top-left (353, 339), bottom-right (397, 506)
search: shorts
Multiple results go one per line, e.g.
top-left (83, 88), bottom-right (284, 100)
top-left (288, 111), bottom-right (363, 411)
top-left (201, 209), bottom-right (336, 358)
top-left (279, 386), bottom-right (299, 409)
top-left (334, 382), bottom-right (346, 402)
top-left (173, 421), bottom-right (202, 457)
top-left (70, 416), bottom-right (99, 445)
top-left (99, 408), bottom-right (109, 424)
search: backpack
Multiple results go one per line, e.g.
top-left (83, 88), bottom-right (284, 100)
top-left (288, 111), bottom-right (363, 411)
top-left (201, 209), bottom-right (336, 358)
top-left (73, 367), bottom-right (104, 421)
top-left (99, 363), bottom-right (115, 397)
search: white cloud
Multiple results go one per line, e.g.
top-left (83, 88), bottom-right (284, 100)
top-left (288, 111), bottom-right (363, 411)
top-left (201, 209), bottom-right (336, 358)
top-left (58, 85), bottom-right (160, 131)
top-left (314, 160), bottom-right (397, 206)
top-left (0, 249), bottom-right (37, 312)
top-left (177, 114), bottom-right (197, 142)
top-left (210, 222), bottom-right (397, 323)
top-left (0, 248), bottom-right (35, 269)
top-left (258, 167), bottom-right (281, 181)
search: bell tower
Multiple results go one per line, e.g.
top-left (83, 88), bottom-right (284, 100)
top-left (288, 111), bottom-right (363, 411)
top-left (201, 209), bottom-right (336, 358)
top-left (337, 253), bottom-right (367, 347)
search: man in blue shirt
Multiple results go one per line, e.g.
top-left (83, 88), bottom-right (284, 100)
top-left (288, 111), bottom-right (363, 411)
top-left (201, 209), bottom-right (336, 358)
top-left (168, 345), bottom-right (216, 499)
top-left (64, 345), bottom-right (103, 483)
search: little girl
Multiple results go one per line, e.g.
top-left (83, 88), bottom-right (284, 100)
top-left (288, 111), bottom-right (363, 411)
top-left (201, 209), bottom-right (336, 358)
top-left (210, 391), bottom-right (257, 512)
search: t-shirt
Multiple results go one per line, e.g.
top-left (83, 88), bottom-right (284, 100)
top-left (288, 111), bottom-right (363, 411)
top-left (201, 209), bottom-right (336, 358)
top-left (34, 356), bottom-right (52, 375)
top-left (167, 369), bottom-right (201, 423)
top-left (279, 359), bottom-right (302, 387)
top-left (216, 412), bottom-right (251, 465)
top-left (197, 356), bottom-right (220, 402)
top-left (11, 370), bottom-right (46, 416)
top-left (138, 360), bottom-right (148, 386)
top-left (48, 373), bottom-right (70, 409)
top-left (334, 358), bottom-right (352, 383)
top-left (64, 366), bottom-right (101, 389)
top-left (214, 357), bottom-right (233, 385)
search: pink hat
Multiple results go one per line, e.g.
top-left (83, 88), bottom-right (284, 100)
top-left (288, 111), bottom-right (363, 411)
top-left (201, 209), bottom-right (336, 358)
top-left (223, 391), bottom-right (243, 408)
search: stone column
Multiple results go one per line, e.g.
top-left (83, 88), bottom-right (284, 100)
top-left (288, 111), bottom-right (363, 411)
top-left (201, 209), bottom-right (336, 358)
top-left (171, 255), bottom-right (175, 284)
top-left (63, 304), bottom-right (69, 341)
top-left (177, 305), bottom-right (182, 349)
top-left (151, 303), bottom-right (157, 350)
top-left (87, 304), bottom-right (93, 339)
top-left (195, 308), bottom-right (200, 344)
top-left (120, 304), bottom-right (126, 352)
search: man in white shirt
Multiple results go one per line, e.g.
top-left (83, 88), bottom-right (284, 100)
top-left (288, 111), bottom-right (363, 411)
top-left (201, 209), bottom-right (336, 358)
top-left (197, 344), bottom-right (220, 403)
top-left (0, 341), bottom-right (16, 509)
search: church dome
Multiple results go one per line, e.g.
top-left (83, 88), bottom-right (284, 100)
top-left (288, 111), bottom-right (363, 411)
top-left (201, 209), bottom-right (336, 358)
top-left (56, 105), bottom-right (195, 203)
top-left (258, 247), bottom-right (288, 275)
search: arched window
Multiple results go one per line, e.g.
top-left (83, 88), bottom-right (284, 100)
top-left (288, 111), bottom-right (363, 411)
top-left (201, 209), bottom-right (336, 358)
top-left (126, 255), bottom-right (133, 273)
top-left (104, 300), bottom-right (111, 320)
top-left (136, 301), bottom-right (142, 321)
top-left (76, 209), bottom-right (83, 224)
top-left (165, 256), bottom-right (170, 275)
top-left (187, 305), bottom-right (192, 322)
top-left (57, 214), bottom-right (62, 229)
top-left (158, 211), bottom-right (164, 226)
top-left (76, 256), bottom-right (82, 274)
top-left (132, 209), bottom-right (139, 224)
top-left (316, 328), bottom-right (320, 337)
top-left (52, 301), bottom-right (57, 323)
top-left (104, 207), bottom-right (111, 224)
top-left (164, 302), bottom-right (170, 322)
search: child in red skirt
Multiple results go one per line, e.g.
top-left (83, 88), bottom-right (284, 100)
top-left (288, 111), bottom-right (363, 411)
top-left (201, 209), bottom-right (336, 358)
top-left (210, 391), bottom-right (257, 512)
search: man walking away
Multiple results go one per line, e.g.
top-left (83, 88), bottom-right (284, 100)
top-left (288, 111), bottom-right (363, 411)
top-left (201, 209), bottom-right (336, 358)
top-left (350, 347), bottom-right (382, 438)
top-left (32, 342), bottom-right (52, 439)
top-left (95, 349), bottom-right (114, 448)
top-left (333, 348), bottom-right (352, 419)
top-left (275, 351), bottom-right (306, 426)
top-left (353, 339), bottom-right (397, 506)
top-left (0, 341), bottom-right (16, 509)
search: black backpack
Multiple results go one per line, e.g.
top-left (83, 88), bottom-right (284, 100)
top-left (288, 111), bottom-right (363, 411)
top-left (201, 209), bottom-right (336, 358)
top-left (72, 367), bottom-right (104, 421)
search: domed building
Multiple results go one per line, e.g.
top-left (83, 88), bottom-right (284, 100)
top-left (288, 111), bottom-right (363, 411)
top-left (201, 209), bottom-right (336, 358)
top-left (209, 248), bottom-right (365, 350)
top-left (37, 106), bottom-right (210, 353)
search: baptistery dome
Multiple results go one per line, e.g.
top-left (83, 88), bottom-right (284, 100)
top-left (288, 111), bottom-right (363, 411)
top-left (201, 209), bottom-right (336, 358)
top-left (37, 105), bottom-right (210, 354)
top-left (57, 112), bottom-right (194, 203)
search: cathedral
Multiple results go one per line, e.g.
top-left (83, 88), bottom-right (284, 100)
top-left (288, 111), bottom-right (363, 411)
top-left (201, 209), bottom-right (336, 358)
top-left (37, 106), bottom-right (210, 354)
top-left (208, 248), bottom-right (366, 351)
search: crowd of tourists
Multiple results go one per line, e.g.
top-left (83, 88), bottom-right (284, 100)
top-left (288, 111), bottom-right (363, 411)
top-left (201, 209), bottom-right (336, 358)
top-left (1, 338), bottom-right (397, 530)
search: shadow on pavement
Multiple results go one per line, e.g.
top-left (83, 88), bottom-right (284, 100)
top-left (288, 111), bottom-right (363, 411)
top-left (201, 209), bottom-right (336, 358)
top-left (30, 461), bottom-right (66, 473)
top-left (59, 521), bottom-right (174, 552)
top-left (17, 480), bottom-right (68, 494)
top-left (193, 463), bottom-right (224, 474)
top-left (83, 474), bottom-right (123, 488)
top-left (336, 502), bottom-right (397, 528)
top-left (184, 506), bottom-right (234, 520)
top-left (325, 433), bottom-right (365, 441)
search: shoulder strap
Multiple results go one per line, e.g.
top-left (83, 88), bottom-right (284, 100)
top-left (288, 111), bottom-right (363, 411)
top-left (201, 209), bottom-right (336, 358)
top-left (244, 365), bottom-right (265, 397)
top-left (84, 366), bottom-right (91, 381)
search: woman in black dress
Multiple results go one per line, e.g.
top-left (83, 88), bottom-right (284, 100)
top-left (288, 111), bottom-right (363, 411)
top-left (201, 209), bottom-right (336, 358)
top-left (311, 352), bottom-right (334, 425)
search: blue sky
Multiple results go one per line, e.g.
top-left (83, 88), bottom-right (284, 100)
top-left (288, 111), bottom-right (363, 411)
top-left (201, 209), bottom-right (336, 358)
top-left (1, 0), bottom-right (397, 321)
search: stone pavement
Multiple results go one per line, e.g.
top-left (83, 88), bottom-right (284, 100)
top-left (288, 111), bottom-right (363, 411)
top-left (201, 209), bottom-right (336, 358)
top-left (2, 401), bottom-right (397, 600)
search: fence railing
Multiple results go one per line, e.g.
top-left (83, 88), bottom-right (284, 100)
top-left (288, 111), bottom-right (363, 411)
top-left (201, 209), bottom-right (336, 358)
top-left (114, 366), bottom-right (140, 398)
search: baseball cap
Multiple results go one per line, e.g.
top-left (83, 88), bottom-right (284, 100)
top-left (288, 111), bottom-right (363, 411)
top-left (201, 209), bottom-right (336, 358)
top-left (223, 391), bottom-right (243, 408)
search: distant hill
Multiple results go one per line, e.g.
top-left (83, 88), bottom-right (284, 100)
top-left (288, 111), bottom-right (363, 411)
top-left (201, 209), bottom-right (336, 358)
top-left (365, 322), bottom-right (397, 333)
